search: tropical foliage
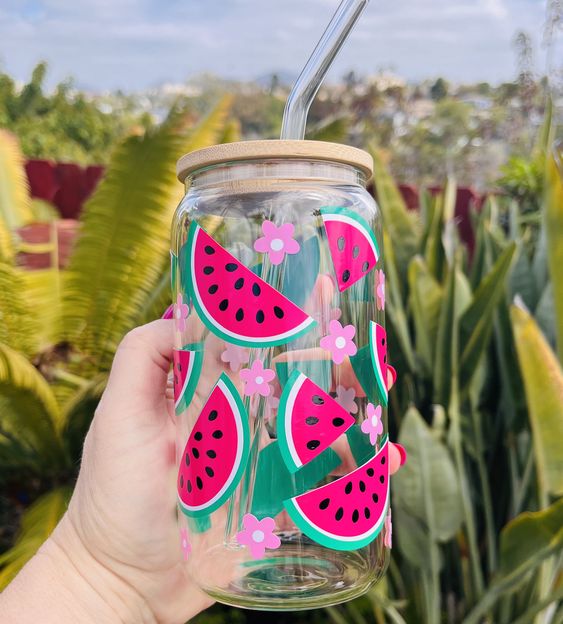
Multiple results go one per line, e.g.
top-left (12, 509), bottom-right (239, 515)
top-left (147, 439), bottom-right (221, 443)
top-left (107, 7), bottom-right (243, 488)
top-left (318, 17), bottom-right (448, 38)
top-left (0, 96), bottom-right (562, 624)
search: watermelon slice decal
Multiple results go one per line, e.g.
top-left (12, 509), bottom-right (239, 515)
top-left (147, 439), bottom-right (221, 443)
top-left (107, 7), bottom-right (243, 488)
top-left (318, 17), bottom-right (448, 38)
top-left (173, 346), bottom-right (203, 415)
top-left (184, 222), bottom-right (317, 347)
top-left (369, 321), bottom-right (388, 407)
top-left (277, 370), bottom-right (355, 473)
top-left (177, 373), bottom-right (249, 517)
top-left (321, 207), bottom-right (380, 292)
top-left (284, 435), bottom-right (390, 551)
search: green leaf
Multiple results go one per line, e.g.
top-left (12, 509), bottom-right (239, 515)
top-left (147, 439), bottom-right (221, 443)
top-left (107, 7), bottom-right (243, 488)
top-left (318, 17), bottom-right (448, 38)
top-left (509, 245), bottom-right (538, 310)
top-left (499, 497), bottom-right (563, 576)
top-left (0, 342), bottom-right (64, 466)
top-left (408, 256), bottom-right (443, 374)
top-left (0, 263), bottom-right (37, 355)
top-left (511, 304), bottom-right (563, 497)
top-left (394, 408), bottom-right (463, 542)
top-left (370, 146), bottom-right (419, 285)
top-left (458, 243), bottom-right (516, 390)
top-left (306, 116), bottom-right (350, 143)
top-left (0, 487), bottom-right (71, 589)
top-left (433, 262), bottom-right (457, 406)
top-left (0, 130), bottom-right (33, 230)
top-left (544, 143), bottom-right (563, 364)
top-left (394, 505), bottom-right (441, 571)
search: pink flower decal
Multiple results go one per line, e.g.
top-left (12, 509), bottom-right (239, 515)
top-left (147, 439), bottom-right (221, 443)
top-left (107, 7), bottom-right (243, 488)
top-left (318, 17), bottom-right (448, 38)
top-left (375, 269), bottom-right (386, 311)
top-left (335, 385), bottom-right (358, 414)
top-left (173, 293), bottom-right (189, 332)
top-left (253, 220), bottom-right (300, 266)
top-left (180, 527), bottom-right (191, 561)
top-left (320, 320), bottom-right (358, 365)
top-left (236, 513), bottom-right (281, 559)
top-left (361, 402), bottom-right (383, 445)
top-left (221, 343), bottom-right (250, 372)
top-left (240, 359), bottom-right (276, 397)
top-left (384, 509), bottom-right (392, 548)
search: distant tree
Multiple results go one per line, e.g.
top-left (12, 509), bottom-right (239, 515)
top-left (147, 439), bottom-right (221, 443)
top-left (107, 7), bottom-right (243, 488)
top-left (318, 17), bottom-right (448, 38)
top-left (476, 82), bottom-right (492, 96)
top-left (430, 77), bottom-right (449, 101)
top-left (512, 30), bottom-right (537, 115)
top-left (343, 71), bottom-right (358, 89)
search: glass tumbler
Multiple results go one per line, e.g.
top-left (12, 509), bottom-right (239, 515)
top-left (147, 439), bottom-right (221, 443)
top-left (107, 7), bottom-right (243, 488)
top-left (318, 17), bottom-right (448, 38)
top-left (171, 141), bottom-right (391, 610)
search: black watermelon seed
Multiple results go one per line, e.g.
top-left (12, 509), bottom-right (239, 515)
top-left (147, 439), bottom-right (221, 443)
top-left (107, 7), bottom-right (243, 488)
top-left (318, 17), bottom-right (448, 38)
top-left (273, 306), bottom-right (284, 319)
top-left (319, 498), bottom-right (330, 510)
top-left (381, 456), bottom-right (386, 465)
top-left (372, 493), bottom-right (379, 504)
top-left (212, 430), bottom-right (224, 439)
top-left (234, 277), bottom-right (244, 290)
top-left (256, 310), bottom-right (265, 323)
top-left (352, 509), bottom-right (360, 523)
top-left (252, 283), bottom-right (261, 296)
top-left (342, 269), bottom-right (350, 283)
top-left (225, 263), bottom-right (238, 272)
top-left (332, 417), bottom-right (345, 427)
top-left (180, 475), bottom-right (184, 488)
top-left (205, 466), bottom-right (214, 478)
top-left (362, 261), bottom-right (370, 272)
top-left (192, 447), bottom-right (200, 459)
top-left (203, 266), bottom-right (214, 275)
top-left (236, 308), bottom-right (244, 321)
top-left (219, 299), bottom-right (229, 311)
top-left (366, 468), bottom-right (375, 477)
top-left (196, 476), bottom-right (203, 490)
top-left (359, 480), bottom-right (366, 493)
top-left (204, 245), bottom-right (215, 255)
top-left (337, 236), bottom-right (346, 251)
top-left (185, 454), bottom-right (190, 467)
top-left (380, 475), bottom-right (385, 484)
top-left (208, 409), bottom-right (218, 421)
top-left (381, 337), bottom-right (386, 346)
top-left (194, 431), bottom-right (203, 442)
top-left (312, 395), bottom-right (324, 405)
top-left (335, 507), bottom-right (344, 521)
top-left (206, 449), bottom-right (216, 459)
top-left (187, 480), bottom-right (192, 493)
top-left (345, 481), bottom-right (353, 495)
top-left (306, 439), bottom-right (320, 451)
top-left (352, 245), bottom-right (360, 258)
top-left (364, 507), bottom-right (371, 519)
top-left (305, 416), bottom-right (319, 425)
top-left (208, 284), bottom-right (218, 294)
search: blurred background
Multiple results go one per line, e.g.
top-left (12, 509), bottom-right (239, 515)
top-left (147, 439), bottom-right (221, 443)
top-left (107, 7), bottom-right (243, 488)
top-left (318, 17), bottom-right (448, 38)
top-left (0, 1), bottom-right (562, 623)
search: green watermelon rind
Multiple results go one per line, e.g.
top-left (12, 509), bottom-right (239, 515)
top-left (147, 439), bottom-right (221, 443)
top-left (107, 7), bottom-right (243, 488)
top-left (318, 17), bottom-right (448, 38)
top-left (178, 372), bottom-right (250, 518)
top-left (320, 206), bottom-right (380, 264)
top-left (283, 435), bottom-right (390, 551)
top-left (369, 321), bottom-right (388, 407)
top-left (185, 222), bottom-right (317, 348)
top-left (174, 346), bottom-right (204, 416)
top-left (170, 250), bottom-right (178, 292)
top-left (277, 369), bottom-right (308, 474)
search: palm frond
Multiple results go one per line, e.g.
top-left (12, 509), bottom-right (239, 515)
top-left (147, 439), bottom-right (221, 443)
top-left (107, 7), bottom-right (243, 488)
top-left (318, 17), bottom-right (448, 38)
top-left (0, 131), bottom-right (33, 230)
top-left (0, 487), bottom-right (71, 589)
top-left (0, 263), bottom-right (37, 355)
top-left (0, 342), bottom-right (65, 469)
top-left (63, 98), bottom-right (233, 371)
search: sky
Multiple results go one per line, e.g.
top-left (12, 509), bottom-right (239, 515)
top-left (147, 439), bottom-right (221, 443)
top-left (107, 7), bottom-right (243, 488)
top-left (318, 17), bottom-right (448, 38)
top-left (0, 0), bottom-right (556, 91)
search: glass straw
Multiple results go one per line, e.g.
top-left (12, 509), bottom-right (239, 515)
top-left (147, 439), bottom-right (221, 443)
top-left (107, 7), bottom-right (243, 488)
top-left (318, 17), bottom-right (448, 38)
top-left (280, 0), bottom-right (370, 141)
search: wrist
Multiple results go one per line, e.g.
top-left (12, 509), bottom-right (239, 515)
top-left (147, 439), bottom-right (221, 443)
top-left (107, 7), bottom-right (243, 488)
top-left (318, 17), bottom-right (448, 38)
top-left (0, 515), bottom-right (156, 624)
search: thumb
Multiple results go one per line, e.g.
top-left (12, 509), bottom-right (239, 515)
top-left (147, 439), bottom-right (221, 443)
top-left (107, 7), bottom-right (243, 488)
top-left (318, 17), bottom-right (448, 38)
top-left (98, 320), bottom-right (174, 419)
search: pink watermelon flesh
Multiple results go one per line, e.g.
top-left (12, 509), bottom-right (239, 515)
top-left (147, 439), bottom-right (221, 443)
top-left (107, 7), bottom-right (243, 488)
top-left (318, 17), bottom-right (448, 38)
top-left (187, 223), bottom-right (316, 347)
top-left (370, 322), bottom-right (388, 406)
top-left (278, 370), bottom-right (355, 472)
top-left (321, 208), bottom-right (379, 292)
top-left (284, 436), bottom-right (390, 550)
top-left (177, 373), bottom-right (249, 517)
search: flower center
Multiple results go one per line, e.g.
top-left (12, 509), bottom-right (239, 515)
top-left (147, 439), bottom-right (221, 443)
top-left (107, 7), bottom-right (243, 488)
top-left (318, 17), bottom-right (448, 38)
top-left (372, 415), bottom-right (379, 426)
top-left (270, 238), bottom-right (284, 252)
top-left (255, 376), bottom-right (264, 385)
top-left (335, 336), bottom-right (347, 349)
top-left (175, 308), bottom-right (181, 319)
top-left (252, 529), bottom-right (265, 543)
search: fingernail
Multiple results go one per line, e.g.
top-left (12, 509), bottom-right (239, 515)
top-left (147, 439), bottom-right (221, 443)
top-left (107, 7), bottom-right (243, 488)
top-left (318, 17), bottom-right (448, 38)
top-left (161, 304), bottom-right (174, 319)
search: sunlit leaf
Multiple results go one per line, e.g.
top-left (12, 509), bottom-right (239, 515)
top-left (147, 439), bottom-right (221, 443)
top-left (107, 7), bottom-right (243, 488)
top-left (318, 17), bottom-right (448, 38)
top-left (0, 130), bottom-right (33, 230)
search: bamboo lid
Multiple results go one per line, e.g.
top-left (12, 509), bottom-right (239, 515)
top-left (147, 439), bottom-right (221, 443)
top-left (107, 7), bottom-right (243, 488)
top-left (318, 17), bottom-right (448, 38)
top-left (176, 140), bottom-right (373, 182)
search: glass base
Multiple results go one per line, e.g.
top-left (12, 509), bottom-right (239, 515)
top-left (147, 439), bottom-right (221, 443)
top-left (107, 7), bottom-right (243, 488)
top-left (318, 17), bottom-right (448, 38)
top-left (197, 541), bottom-right (386, 611)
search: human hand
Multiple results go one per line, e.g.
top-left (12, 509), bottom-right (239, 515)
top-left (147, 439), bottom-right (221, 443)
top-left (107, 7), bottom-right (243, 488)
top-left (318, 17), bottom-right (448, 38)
top-left (1, 319), bottom-right (211, 624)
